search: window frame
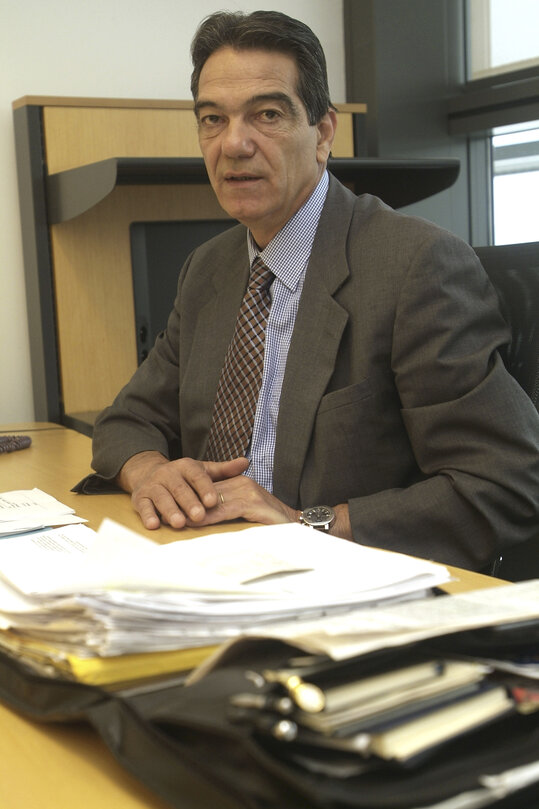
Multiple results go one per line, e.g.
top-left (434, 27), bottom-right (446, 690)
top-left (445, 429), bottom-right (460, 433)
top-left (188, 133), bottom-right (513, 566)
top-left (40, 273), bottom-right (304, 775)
top-left (467, 0), bottom-right (539, 82)
top-left (447, 2), bottom-right (539, 245)
top-left (449, 2), bottom-right (539, 136)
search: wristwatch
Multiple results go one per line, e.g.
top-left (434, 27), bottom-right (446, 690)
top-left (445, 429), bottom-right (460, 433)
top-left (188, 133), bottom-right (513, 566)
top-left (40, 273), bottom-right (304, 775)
top-left (299, 505), bottom-right (336, 532)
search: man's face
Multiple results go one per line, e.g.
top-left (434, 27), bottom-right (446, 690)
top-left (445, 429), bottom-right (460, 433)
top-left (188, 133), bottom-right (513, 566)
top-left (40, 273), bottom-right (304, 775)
top-left (195, 46), bottom-right (336, 248)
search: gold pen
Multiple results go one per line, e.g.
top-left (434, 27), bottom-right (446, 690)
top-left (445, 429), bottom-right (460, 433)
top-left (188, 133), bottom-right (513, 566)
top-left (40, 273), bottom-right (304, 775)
top-left (261, 669), bottom-right (326, 713)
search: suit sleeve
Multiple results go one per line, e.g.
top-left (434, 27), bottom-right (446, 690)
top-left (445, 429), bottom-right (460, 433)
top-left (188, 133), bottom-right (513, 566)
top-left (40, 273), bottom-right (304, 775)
top-left (90, 274), bottom-right (184, 481)
top-left (347, 232), bottom-right (539, 569)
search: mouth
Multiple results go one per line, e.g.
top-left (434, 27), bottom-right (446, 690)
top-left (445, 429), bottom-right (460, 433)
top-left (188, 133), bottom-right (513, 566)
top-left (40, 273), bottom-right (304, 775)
top-left (223, 173), bottom-right (261, 183)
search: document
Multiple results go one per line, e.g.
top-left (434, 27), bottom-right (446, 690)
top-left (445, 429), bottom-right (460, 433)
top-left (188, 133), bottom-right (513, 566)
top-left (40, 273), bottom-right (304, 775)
top-left (291, 683), bottom-right (514, 764)
top-left (0, 511), bottom-right (537, 691)
top-left (356, 684), bottom-right (514, 762)
top-left (220, 579), bottom-right (539, 662)
top-left (0, 488), bottom-right (86, 536)
top-left (295, 660), bottom-right (489, 734)
top-left (190, 578), bottom-right (539, 684)
top-left (0, 518), bottom-right (451, 675)
top-left (0, 518), bottom-right (451, 599)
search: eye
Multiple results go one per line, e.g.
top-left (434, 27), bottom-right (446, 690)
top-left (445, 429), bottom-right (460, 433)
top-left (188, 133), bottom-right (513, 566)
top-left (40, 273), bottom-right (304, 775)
top-left (199, 114), bottom-right (224, 130)
top-left (258, 108), bottom-right (281, 123)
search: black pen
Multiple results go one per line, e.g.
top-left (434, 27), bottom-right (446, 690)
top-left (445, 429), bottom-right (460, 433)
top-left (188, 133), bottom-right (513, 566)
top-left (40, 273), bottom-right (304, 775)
top-left (229, 691), bottom-right (294, 715)
top-left (228, 703), bottom-right (298, 741)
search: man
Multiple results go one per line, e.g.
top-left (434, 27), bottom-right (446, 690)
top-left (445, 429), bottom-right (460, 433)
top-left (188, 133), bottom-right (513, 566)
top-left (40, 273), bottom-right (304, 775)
top-left (88, 10), bottom-right (539, 570)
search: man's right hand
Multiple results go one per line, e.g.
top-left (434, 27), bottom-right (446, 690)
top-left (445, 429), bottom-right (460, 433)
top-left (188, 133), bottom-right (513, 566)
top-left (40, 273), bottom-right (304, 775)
top-left (117, 451), bottom-right (249, 530)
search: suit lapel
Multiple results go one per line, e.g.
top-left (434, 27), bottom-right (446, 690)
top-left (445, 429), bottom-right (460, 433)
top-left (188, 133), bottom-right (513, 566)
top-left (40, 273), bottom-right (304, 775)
top-left (273, 178), bottom-right (357, 506)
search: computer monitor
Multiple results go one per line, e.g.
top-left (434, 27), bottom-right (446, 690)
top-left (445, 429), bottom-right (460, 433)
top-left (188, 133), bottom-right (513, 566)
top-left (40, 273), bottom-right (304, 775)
top-left (129, 219), bottom-right (234, 363)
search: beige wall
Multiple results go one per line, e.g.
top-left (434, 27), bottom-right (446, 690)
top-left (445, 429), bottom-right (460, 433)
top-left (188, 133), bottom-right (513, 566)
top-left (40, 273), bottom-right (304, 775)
top-left (1, 0), bottom-right (345, 422)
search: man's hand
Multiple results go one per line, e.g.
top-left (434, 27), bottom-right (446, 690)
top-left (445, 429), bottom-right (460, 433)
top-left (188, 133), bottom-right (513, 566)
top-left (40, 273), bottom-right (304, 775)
top-left (184, 472), bottom-right (299, 528)
top-left (117, 451), bottom-right (353, 538)
top-left (191, 482), bottom-right (353, 540)
top-left (117, 451), bottom-right (250, 530)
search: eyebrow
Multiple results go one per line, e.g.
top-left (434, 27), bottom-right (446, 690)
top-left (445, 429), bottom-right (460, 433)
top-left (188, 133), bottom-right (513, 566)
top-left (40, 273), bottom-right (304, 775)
top-left (195, 92), bottom-right (300, 119)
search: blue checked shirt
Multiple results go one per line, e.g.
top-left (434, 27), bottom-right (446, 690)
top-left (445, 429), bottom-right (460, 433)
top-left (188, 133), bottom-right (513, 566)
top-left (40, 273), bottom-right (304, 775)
top-left (244, 171), bottom-right (329, 492)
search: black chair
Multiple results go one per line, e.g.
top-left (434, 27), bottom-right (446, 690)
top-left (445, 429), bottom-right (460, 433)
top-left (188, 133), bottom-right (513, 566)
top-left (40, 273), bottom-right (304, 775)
top-left (473, 241), bottom-right (539, 580)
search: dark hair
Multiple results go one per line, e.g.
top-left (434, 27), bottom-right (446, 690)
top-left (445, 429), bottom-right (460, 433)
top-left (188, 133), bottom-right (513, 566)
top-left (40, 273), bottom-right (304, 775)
top-left (190, 10), bottom-right (334, 125)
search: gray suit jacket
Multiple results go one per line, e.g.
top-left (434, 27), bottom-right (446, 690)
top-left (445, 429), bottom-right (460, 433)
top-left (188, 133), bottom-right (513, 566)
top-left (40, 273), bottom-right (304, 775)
top-left (92, 175), bottom-right (539, 569)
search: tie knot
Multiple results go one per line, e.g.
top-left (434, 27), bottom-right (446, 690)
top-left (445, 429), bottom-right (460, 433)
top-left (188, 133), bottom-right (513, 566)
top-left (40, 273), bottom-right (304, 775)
top-left (249, 257), bottom-right (274, 291)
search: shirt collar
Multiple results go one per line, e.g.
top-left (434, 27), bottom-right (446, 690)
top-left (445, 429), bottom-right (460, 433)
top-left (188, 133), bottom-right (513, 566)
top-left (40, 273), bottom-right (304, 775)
top-left (247, 171), bottom-right (329, 291)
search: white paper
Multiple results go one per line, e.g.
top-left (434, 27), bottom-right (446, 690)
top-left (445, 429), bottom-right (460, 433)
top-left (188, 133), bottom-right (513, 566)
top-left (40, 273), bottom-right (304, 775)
top-left (188, 579), bottom-right (539, 682)
top-left (0, 519), bottom-right (450, 599)
top-left (0, 517), bottom-right (452, 658)
top-left (0, 488), bottom-right (86, 535)
top-left (234, 579), bottom-right (539, 660)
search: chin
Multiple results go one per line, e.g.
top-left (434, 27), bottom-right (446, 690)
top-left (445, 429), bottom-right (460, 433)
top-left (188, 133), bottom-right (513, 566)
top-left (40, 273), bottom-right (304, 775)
top-left (223, 202), bottom-right (267, 226)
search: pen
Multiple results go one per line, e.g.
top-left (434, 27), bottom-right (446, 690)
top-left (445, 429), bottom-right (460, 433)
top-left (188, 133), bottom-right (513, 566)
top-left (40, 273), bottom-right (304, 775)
top-left (229, 692), bottom-right (295, 715)
top-left (228, 704), bottom-right (372, 753)
top-left (261, 669), bottom-right (325, 713)
top-left (227, 703), bottom-right (298, 741)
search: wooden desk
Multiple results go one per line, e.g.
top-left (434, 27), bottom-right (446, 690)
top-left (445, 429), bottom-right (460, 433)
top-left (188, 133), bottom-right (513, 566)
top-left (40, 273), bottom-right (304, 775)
top-left (0, 423), bottom-right (505, 809)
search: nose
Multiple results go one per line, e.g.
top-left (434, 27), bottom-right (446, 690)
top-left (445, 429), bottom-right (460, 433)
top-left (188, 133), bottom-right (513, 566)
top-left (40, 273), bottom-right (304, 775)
top-left (221, 117), bottom-right (256, 158)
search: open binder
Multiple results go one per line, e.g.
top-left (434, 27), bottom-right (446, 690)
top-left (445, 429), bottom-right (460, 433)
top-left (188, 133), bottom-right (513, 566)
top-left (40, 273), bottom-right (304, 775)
top-left (0, 616), bottom-right (538, 809)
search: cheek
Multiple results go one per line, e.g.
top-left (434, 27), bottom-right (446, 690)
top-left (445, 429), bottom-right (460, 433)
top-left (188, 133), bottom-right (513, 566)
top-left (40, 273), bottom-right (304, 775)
top-left (269, 148), bottom-right (299, 183)
top-left (199, 140), bottom-right (219, 169)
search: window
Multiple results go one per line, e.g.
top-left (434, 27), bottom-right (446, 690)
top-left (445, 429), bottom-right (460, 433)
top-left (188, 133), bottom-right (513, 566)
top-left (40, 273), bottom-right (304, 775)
top-left (468, 0), bottom-right (539, 80)
top-left (492, 121), bottom-right (539, 244)
top-left (456, 1), bottom-right (539, 243)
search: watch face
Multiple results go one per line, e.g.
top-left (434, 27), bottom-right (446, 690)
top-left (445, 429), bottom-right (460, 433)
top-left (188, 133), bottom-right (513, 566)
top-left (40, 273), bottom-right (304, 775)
top-left (303, 505), bottom-right (335, 527)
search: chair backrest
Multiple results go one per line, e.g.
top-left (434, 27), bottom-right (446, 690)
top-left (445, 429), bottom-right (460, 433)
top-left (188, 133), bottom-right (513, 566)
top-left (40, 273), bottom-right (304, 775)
top-left (473, 242), bottom-right (539, 581)
top-left (473, 241), bottom-right (539, 411)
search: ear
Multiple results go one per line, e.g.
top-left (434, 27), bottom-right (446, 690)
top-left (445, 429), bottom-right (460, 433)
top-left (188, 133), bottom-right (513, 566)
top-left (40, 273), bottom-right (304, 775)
top-left (316, 109), bottom-right (338, 165)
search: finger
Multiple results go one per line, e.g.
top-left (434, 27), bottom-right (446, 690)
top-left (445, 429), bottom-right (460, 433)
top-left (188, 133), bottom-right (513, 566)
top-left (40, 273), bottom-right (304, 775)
top-left (170, 462), bottom-right (221, 512)
top-left (215, 477), bottom-right (295, 525)
top-left (182, 482), bottom-right (251, 528)
top-left (134, 484), bottom-right (189, 529)
top-left (134, 459), bottom-right (218, 524)
top-left (204, 457), bottom-right (250, 482)
top-left (134, 495), bottom-right (166, 530)
top-left (162, 481), bottom-right (208, 524)
top-left (184, 493), bottom-right (239, 528)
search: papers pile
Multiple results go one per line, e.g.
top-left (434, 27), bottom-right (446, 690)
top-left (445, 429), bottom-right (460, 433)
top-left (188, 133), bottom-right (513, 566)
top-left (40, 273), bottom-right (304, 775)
top-left (0, 488), bottom-right (86, 536)
top-left (225, 579), bottom-right (539, 664)
top-left (0, 515), bottom-right (451, 684)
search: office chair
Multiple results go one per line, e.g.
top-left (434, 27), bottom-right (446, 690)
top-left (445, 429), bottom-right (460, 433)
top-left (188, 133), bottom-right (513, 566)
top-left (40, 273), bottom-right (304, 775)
top-left (473, 241), bottom-right (539, 581)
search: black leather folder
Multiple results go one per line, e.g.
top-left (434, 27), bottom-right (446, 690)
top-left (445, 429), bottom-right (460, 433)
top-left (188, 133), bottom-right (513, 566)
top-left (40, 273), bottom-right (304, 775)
top-left (0, 624), bottom-right (538, 809)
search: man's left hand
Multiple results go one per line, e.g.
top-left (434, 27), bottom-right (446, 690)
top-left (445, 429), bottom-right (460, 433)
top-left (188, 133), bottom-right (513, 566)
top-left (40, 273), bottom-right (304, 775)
top-left (186, 474), bottom-right (352, 539)
top-left (185, 473), bottom-right (297, 527)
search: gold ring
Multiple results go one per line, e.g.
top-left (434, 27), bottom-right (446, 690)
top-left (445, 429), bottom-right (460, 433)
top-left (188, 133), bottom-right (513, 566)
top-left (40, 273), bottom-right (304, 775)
top-left (218, 491), bottom-right (225, 505)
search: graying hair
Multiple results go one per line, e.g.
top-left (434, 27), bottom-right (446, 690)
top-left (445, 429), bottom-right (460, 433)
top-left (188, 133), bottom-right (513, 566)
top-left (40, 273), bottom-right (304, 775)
top-left (190, 10), bottom-right (334, 125)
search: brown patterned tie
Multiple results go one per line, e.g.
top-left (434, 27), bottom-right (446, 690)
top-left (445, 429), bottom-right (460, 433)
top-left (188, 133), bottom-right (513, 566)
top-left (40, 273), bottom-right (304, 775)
top-left (205, 257), bottom-right (274, 462)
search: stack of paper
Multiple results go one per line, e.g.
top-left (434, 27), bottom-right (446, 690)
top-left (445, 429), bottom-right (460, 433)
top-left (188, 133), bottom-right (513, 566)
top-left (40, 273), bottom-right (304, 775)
top-left (0, 516), bottom-right (451, 685)
top-left (207, 579), bottom-right (539, 668)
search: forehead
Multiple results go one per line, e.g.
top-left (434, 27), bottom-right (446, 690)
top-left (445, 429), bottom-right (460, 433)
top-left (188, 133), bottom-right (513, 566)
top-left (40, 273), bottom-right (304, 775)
top-left (198, 46), bottom-right (301, 101)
